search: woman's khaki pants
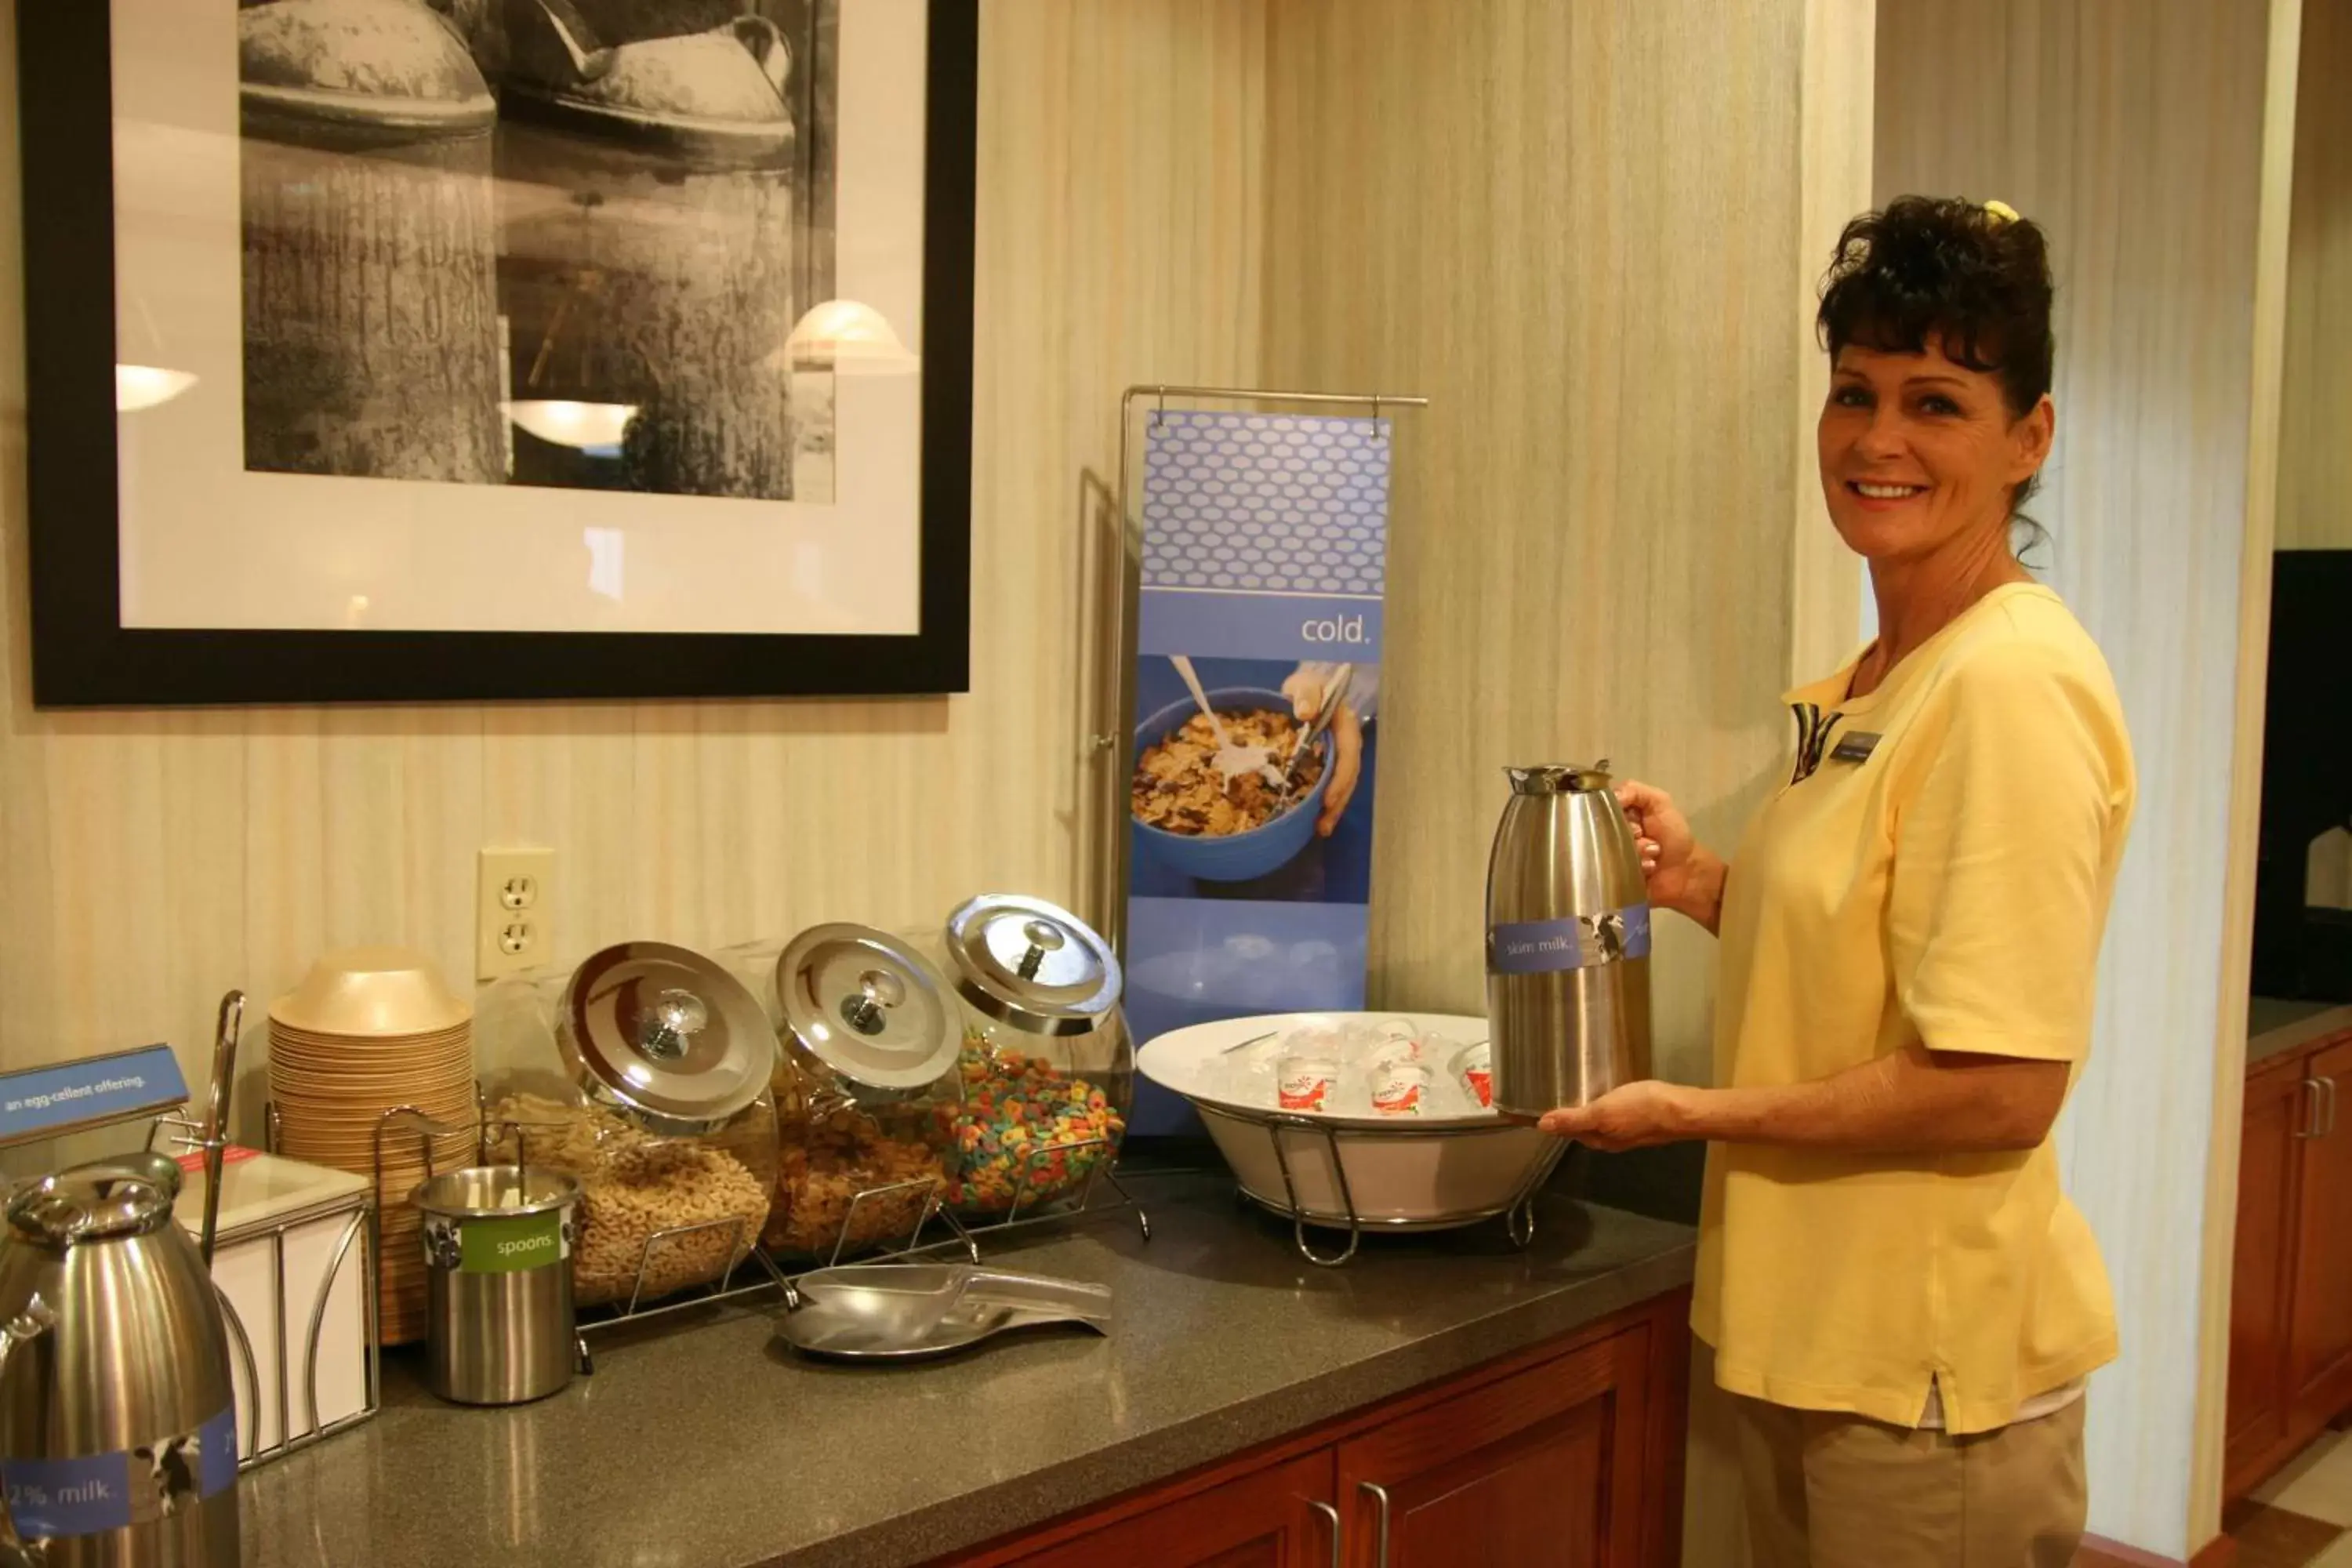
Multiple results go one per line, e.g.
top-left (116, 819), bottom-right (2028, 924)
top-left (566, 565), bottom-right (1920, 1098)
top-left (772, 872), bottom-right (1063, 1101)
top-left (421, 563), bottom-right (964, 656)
top-left (1732, 1396), bottom-right (2089, 1568)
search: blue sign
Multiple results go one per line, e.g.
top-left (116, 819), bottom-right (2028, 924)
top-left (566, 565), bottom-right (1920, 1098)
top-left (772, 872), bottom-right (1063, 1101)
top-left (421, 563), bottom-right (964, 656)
top-left (0, 1405), bottom-right (234, 1539)
top-left (1137, 591), bottom-right (1384, 664)
top-left (0, 1045), bottom-right (189, 1147)
top-left (1486, 908), bottom-right (1653, 975)
top-left (1126, 412), bottom-right (1393, 1133)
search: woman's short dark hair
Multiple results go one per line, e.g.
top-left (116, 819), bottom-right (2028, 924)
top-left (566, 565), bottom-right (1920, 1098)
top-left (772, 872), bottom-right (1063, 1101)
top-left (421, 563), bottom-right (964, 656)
top-left (1817, 195), bottom-right (2057, 516)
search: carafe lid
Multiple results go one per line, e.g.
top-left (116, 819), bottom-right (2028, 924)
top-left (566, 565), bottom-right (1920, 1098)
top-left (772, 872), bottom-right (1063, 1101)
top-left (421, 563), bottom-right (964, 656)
top-left (7, 1157), bottom-right (182, 1245)
top-left (557, 942), bottom-right (775, 1129)
top-left (775, 924), bottom-right (962, 1092)
top-left (942, 895), bottom-right (1122, 1039)
top-left (1508, 762), bottom-right (1613, 794)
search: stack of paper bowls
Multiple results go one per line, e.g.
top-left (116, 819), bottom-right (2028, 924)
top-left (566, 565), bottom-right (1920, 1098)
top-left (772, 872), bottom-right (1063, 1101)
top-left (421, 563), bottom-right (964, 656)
top-left (267, 947), bottom-right (476, 1346)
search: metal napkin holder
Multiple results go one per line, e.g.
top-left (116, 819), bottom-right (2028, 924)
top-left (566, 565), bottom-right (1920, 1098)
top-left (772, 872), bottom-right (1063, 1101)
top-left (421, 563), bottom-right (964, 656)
top-left (152, 991), bottom-right (382, 1472)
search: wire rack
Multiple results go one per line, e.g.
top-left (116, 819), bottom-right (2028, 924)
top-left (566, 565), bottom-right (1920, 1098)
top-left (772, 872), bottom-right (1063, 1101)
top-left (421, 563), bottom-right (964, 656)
top-left (328, 1091), bottom-right (1150, 1347)
top-left (1235, 1112), bottom-right (1565, 1268)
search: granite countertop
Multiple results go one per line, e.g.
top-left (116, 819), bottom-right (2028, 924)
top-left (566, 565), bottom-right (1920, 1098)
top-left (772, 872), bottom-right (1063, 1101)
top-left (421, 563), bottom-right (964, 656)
top-left (2249, 996), bottom-right (2352, 1070)
top-left (239, 1171), bottom-right (1695, 1568)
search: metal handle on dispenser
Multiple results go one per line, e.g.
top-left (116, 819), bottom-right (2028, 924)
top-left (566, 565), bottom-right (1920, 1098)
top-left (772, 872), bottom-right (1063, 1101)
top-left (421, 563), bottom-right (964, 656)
top-left (1359, 1481), bottom-right (1392, 1567)
top-left (199, 991), bottom-right (244, 1267)
top-left (1308, 1501), bottom-right (1341, 1568)
top-left (0, 1298), bottom-right (56, 1566)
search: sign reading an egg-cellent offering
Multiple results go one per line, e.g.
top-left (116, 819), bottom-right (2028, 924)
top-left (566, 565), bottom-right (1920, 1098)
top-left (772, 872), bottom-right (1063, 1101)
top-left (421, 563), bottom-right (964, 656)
top-left (1125, 411), bottom-right (1392, 1134)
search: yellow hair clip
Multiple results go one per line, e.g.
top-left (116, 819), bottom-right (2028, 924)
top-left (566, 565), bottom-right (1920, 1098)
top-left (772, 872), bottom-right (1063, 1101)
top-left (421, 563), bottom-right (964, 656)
top-left (1983, 198), bottom-right (2020, 227)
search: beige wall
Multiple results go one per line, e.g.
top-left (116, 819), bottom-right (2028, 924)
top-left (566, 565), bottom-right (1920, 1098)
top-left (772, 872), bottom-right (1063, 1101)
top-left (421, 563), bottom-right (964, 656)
top-left (0, 2), bottom-right (1267, 1106)
top-left (2280, 0), bottom-right (2352, 550)
top-left (1876, 1), bottom-right (2292, 1557)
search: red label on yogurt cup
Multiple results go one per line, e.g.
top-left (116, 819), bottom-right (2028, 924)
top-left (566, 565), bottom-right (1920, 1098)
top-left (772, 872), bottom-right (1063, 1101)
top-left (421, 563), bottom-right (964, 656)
top-left (1449, 1043), bottom-right (1494, 1110)
top-left (1278, 1057), bottom-right (1337, 1112)
top-left (1370, 1062), bottom-right (1430, 1116)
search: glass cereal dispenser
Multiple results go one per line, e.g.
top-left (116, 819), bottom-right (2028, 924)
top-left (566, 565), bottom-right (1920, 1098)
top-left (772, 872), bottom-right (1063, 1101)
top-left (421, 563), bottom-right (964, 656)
top-left (920, 895), bottom-right (1131, 1221)
top-left (478, 942), bottom-right (782, 1311)
top-left (767, 924), bottom-right (966, 1261)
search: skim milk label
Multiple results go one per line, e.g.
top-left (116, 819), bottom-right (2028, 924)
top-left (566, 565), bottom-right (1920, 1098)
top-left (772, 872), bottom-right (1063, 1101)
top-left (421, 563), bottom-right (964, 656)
top-left (1486, 906), bottom-right (1653, 975)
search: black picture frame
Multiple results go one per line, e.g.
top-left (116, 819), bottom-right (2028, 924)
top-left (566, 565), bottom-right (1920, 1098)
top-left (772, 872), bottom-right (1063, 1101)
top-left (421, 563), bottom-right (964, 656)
top-left (14, 0), bottom-right (976, 707)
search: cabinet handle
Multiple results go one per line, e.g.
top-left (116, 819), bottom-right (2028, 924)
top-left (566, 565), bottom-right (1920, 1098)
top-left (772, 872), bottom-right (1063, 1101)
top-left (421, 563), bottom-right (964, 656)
top-left (1309, 1500), bottom-right (1341, 1568)
top-left (2299, 1079), bottom-right (2328, 1139)
top-left (1359, 1482), bottom-right (1392, 1568)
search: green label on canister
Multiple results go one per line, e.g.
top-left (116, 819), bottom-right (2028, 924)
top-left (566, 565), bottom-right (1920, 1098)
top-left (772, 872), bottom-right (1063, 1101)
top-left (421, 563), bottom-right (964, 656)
top-left (457, 1211), bottom-right (565, 1274)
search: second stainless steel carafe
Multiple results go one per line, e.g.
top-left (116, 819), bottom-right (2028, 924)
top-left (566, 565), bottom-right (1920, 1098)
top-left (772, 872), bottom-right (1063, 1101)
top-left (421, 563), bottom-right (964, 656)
top-left (1484, 763), bottom-right (1654, 1118)
top-left (0, 1157), bottom-right (241, 1566)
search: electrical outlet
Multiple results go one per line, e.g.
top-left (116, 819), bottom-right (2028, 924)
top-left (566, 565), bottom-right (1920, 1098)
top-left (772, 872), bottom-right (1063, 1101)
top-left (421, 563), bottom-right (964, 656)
top-left (477, 848), bottom-right (555, 980)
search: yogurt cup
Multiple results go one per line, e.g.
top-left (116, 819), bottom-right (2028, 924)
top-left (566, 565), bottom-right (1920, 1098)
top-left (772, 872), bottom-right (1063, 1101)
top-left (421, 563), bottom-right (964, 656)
top-left (1450, 1041), bottom-right (1494, 1109)
top-left (1369, 1060), bottom-right (1431, 1116)
top-left (1278, 1055), bottom-right (1339, 1112)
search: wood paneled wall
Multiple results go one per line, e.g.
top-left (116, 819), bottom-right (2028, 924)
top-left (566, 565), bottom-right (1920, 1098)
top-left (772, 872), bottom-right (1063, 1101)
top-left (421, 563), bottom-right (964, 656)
top-left (1258, 0), bottom-right (1863, 1071)
top-left (1875, 2), bottom-right (2287, 1557)
top-left (2280, 0), bottom-right (2352, 550)
top-left (1256, 7), bottom-right (1873, 1563)
top-left (0, 2), bottom-right (1266, 1109)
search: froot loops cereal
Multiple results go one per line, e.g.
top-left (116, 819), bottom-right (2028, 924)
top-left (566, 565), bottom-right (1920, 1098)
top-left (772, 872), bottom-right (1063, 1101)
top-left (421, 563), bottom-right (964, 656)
top-left (945, 1034), bottom-right (1126, 1216)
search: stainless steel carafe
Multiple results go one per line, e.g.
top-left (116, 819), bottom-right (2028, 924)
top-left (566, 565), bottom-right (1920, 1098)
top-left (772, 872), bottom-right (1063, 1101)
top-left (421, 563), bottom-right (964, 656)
top-left (1484, 763), bottom-right (1654, 1119)
top-left (0, 1157), bottom-right (241, 1566)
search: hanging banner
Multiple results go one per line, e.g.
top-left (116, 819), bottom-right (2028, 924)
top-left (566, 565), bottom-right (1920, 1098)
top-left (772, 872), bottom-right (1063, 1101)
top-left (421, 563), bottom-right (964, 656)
top-left (1124, 410), bottom-right (1392, 1132)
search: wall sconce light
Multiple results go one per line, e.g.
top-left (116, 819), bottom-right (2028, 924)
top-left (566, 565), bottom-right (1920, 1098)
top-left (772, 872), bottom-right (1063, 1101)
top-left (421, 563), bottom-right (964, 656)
top-left (116, 365), bottom-right (198, 413)
top-left (775, 299), bottom-right (916, 374)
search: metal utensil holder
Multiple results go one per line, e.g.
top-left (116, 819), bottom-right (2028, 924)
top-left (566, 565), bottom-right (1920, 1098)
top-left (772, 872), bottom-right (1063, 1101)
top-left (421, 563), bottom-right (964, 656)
top-left (1250, 1113), bottom-right (1564, 1269)
top-left (150, 1111), bottom-right (379, 1472)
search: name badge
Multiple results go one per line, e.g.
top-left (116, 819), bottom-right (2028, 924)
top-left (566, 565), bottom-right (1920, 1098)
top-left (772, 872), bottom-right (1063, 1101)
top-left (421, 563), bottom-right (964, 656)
top-left (1830, 731), bottom-right (1882, 764)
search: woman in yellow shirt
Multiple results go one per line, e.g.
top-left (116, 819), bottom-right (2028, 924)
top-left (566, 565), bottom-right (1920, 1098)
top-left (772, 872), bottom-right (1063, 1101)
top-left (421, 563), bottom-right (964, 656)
top-left (1541, 196), bottom-right (2136, 1568)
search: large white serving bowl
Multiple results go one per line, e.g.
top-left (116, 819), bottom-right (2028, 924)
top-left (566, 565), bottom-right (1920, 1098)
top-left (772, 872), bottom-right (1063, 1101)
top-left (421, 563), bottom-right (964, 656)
top-left (1137, 1011), bottom-right (1566, 1229)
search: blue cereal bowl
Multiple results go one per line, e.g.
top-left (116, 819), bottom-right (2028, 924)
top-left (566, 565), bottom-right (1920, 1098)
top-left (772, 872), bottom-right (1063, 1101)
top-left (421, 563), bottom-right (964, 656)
top-left (1131, 687), bottom-right (1328, 884)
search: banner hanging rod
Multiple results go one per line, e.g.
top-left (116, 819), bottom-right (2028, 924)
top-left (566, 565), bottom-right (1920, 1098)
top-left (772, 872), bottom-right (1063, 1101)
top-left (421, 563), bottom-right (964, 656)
top-left (1120, 384), bottom-right (1431, 416)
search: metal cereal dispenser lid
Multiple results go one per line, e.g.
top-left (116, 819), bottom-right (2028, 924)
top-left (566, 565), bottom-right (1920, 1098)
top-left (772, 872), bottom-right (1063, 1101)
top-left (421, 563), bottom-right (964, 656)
top-left (557, 942), bottom-right (775, 1127)
top-left (775, 924), bottom-right (962, 1092)
top-left (942, 895), bottom-right (1122, 1039)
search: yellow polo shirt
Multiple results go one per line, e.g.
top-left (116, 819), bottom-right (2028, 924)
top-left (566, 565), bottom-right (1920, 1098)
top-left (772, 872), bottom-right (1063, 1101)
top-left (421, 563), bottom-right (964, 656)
top-left (1691, 582), bottom-right (2136, 1435)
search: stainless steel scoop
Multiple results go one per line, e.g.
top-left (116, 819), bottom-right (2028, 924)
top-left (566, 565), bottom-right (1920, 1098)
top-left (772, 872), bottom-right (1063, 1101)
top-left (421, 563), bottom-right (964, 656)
top-left (777, 1265), bottom-right (1112, 1360)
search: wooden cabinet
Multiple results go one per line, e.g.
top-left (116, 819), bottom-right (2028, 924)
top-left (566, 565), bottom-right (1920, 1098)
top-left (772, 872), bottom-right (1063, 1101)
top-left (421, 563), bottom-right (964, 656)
top-left (944, 1290), bottom-right (1688, 1568)
top-left (2289, 1035), bottom-right (2352, 1431)
top-left (1335, 1322), bottom-right (1651, 1568)
top-left (2227, 1026), bottom-right (2352, 1501)
top-left (991, 1453), bottom-right (1338, 1568)
top-left (2227, 1057), bottom-right (2307, 1481)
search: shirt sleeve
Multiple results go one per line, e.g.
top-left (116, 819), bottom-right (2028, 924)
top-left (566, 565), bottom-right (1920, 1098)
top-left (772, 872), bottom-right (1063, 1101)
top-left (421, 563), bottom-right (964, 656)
top-left (1886, 639), bottom-right (2128, 1062)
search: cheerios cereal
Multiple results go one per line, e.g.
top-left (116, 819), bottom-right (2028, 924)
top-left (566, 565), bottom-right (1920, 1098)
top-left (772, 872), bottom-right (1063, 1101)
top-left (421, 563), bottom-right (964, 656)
top-left (486, 1092), bottom-right (775, 1307)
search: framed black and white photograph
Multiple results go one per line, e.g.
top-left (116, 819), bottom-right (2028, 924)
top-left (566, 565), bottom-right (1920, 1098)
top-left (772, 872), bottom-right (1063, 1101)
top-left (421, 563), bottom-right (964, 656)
top-left (16, 0), bottom-right (975, 704)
